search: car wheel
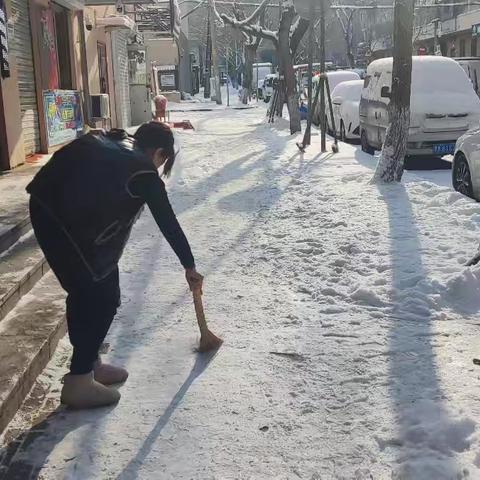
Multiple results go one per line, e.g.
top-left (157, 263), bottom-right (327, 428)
top-left (453, 153), bottom-right (475, 199)
top-left (361, 130), bottom-right (375, 155)
top-left (340, 122), bottom-right (347, 142)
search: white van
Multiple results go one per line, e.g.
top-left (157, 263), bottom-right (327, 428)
top-left (261, 74), bottom-right (278, 103)
top-left (252, 63), bottom-right (273, 97)
top-left (359, 56), bottom-right (480, 156)
top-left (312, 70), bottom-right (361, 126)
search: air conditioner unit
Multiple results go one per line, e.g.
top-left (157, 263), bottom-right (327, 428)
top-left (90, 94), bottom-right (110, 119)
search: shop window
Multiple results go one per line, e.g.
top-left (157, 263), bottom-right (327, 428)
top-left (460, 38), bottom-right (466, 57)
top-left (53, 3), bottom-right (72, 89)
top-left (472, 38), bottom-right (478, 57)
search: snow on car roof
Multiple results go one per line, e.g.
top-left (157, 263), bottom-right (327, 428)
top-left (331, 79), bottom-right (364, 100)
top-left (366, 55), bottom-right (480, 114)
top-left (368, 55), bottom-right (461, 73)
top-left (313, 70), bottom-right (360, 86)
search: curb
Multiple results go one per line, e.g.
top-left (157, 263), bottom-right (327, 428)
top-left (0, 257), bottom-right (49, 323)
top-left (0, 273), bottom-right (66, 436)
top-left (0, 216), bottom-right (31, 256)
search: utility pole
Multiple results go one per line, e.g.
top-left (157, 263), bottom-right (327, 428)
top-left (208, 0), bottom-right (222, 104)
top-left (320, 0), bottom-right (326, 153)
top-left (226, 30), bottom-right (230, 106)
top-left (303, 0), bottom-right (315, 146)
top-left (433, 18), bottom-right (441, 55)
top-left (205, 9), bottom-right (212, 98)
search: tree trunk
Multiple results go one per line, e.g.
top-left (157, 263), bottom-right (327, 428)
top-left (346, 41), bottom-right (355, 68)
top-left (373, 0), bottom-right (414, 183)
top-left (276, 79), bottom-right (285, 117)
top-left (209, 0), bottom-right (222, 105)
top-left (242, 44), bottom-right (256, 104)
top-left (278, 3), bottom-right (300, 134)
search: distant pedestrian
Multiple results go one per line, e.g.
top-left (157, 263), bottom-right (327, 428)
top-left (27, 122), bottom-right (203, 409)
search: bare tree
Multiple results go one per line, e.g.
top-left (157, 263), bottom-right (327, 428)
top-left (232, 3), bottom-right (265, 104)
top-left (222, 0), bottom-right (309, 133)
top-left (335, 7), bottom-right (355, 68)
top-left (373, 0), bottom-right (415, 183)
top-left (209, 0), bottom-right (223, 104)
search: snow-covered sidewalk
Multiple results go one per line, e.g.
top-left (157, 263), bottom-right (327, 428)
top-left (3, 107), bottom-right (480, 479)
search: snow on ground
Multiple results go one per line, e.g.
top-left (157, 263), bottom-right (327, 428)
top-left (3, 105), bottom-right (480, 479)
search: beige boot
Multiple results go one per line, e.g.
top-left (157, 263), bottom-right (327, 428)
top-left (61, 372), bottom-right (120, 409)
top-left (94, 358), bottom-right (129, 386)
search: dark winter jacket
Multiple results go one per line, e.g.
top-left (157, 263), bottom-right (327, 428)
top-left (27, 133), bottom-right (194, 282)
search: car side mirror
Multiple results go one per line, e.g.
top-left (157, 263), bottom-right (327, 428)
top-left (381, 86), bottom-right (391, 99)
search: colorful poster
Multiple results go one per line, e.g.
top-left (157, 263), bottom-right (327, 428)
top-left (0, 0), bottom-right (10, 78)
top-left (40, 8), bottom-right (59, 90)
top-left (43, 90), bottom-right (84, 147)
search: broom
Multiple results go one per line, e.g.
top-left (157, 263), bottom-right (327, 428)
top-left (192, 288), bottom-right (223, 352)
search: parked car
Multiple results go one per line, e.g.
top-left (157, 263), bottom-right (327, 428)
top-left (261, 74), bottom-right (278, 103)
top-left (454, 57), bottom-right (480, 96)
top-left (352, 68), bottom-right (366, 79)
top-left (331, 80), bottom-right (364, 142)
top-left (360, 56), bottom-right (480, 157)
top-left (453, 128), bottom-right (480, 199)
top-left (312, 70), bottom-right (361, 126)
top-left (220, 72), bottom-right (228, 86)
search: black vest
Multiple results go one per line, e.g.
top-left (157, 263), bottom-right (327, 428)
top-left (27, 134), bottom-right (158, 282)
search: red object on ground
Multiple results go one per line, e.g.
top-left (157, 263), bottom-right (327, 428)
top-left (172, 120), bottom-right (195, 130)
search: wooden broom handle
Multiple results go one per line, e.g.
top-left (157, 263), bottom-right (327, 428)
top-left (193, 289), bottom-right (209, 334)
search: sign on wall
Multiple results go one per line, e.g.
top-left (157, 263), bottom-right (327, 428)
top-left (0, 0), bottom-right (10, 78)
top-left (43, 90), bottom-right (84, 147)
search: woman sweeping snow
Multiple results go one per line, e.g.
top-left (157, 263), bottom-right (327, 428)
top-left (27, 122), bottom-right (203, 409)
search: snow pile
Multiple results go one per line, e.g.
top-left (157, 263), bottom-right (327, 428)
top-left (387, 400), bottom-right (476, 479)
top-left (432, 264), bottom-right (480, 315)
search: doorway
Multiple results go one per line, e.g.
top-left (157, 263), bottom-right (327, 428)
top-left (53, 3), bottom-right (73, 89)
top-left (97, 42), bottom-right (109, 94)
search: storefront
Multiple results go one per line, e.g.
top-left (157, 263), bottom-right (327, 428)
top-left (28, 0), bottom-right (87, 152)
top-left (8, 0), bottom-right (41, 156)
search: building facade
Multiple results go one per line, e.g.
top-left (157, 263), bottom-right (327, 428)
top-left (0, 0), bottom-right (187, 171)
top-left (0, 0), bottom-right (88, 170)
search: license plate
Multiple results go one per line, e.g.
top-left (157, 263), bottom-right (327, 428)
top-left (433, 143), bottom-right (455, 155)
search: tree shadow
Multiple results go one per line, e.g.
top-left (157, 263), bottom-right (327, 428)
top-left (377, 182), bottom-right (471, 476)
top-left (116, 349), bottom-right (219, 480)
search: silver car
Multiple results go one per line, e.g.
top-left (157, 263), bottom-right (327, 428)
top-left (453, 127), bottom-right (480, 200)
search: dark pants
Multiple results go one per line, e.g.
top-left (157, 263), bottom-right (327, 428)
top-left (30, 198), bottom-right (120, 374)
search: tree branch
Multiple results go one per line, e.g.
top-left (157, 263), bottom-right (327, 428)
top-left (230, 0), bottom-right (271, 26)
top-left (290, 17), bottom-right (309, 54)
top-left (221, 13), bottom-right (278, 45)
top-left (210, 0), bottom-right (225, 25)
top-left (335, 9), bottom-right (348, 35)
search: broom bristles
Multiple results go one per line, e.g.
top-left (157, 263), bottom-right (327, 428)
top-left (198, 329), bottom-right (223, 353)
